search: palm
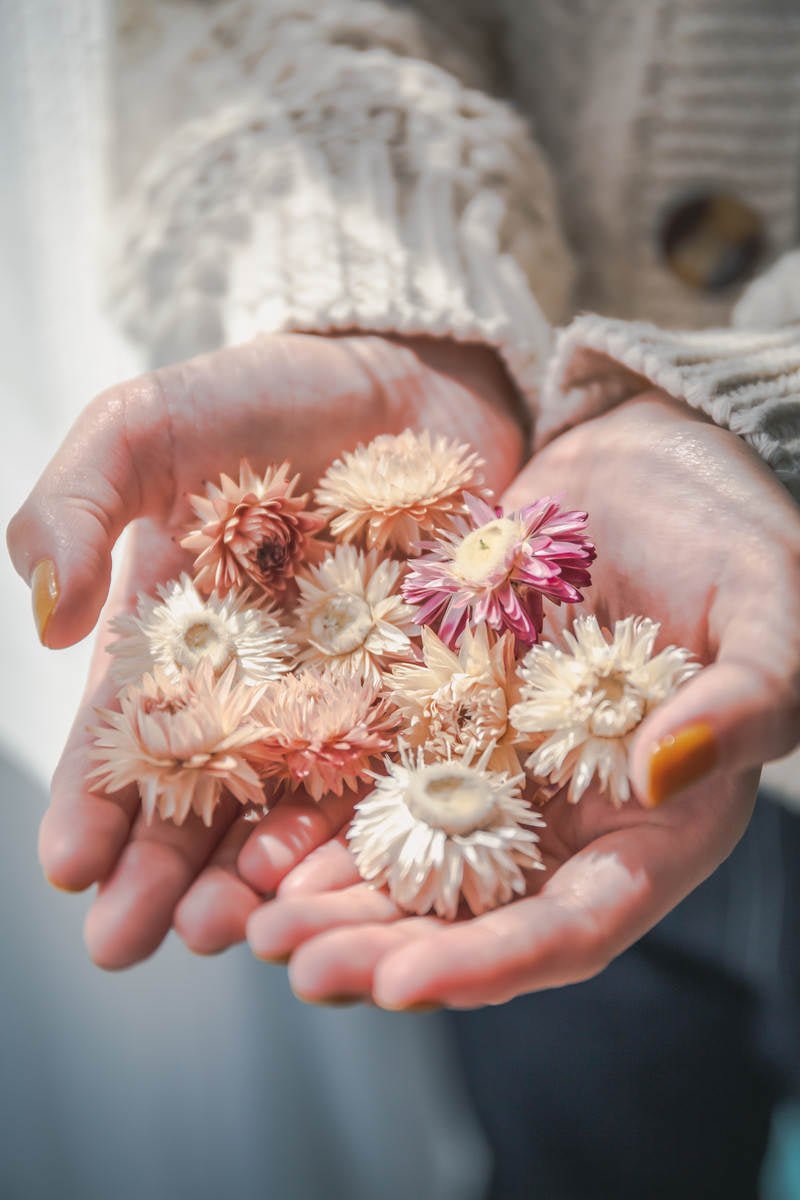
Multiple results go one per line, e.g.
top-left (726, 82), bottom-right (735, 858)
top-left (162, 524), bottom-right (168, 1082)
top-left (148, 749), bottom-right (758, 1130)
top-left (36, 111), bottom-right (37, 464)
top-left (241, 392), bottom-right (800, 1008)
top-left (12, 332), bottom-right (524, 968)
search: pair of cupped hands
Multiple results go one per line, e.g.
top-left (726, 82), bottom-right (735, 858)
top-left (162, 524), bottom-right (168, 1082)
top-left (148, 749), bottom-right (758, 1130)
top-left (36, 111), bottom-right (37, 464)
top-left (8, 332), bottom-right (800, 1009)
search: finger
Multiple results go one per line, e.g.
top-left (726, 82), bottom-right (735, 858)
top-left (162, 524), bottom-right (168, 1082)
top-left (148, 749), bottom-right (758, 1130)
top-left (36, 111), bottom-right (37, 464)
top-left (247, 883), bottom-right (402, 962)
top-left (631, 602), bottom-right (800, 808)
top-left (84, 796), bottom-right (240, 970)
top-left (39, 526), bottom-right (187, 892)
top-left (288, 920), bottom-right (441, 1005)
top-left (237, 791), bottom-right (357, 894)
top-left (277, 836), bottom-right (361, 898)
top-left (6, 374), bottom-right (174, 647)
top-left (372, 774), bottom-right (756, 1009)
top-left (174, 817), bottom-right (262, 955)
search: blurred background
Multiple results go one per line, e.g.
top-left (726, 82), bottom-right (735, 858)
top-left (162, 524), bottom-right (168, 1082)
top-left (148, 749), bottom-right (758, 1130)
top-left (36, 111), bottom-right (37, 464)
top-left (2, 3), bottom-right (799, 1198)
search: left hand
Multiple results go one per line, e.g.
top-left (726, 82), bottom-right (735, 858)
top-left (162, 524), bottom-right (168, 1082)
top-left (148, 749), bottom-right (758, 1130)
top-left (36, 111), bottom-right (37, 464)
top-left (6, 332), bottom-right (523, 968)
top-left (239, 391), bottom-right (800, 1008)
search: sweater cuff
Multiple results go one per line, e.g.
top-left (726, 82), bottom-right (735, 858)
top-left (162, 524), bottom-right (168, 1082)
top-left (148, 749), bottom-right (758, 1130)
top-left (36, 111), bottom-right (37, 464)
top-left (222, 137), bottom-right (557, 411)
top-left (109, 41), bottom-right (574, 416)
top-left (539, 315), bottom-right (800, 494)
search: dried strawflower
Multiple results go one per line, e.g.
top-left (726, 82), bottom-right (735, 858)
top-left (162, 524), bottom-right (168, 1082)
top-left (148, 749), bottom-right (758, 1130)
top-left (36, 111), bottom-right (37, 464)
top-left (510, 615), bottom-right (700, 806)
top-left (348, 743), bottom-right (545, 920)
top-left (89, 663), bottom-right (265, 827)
top-left (181, 460), bottom-right (325, 599)
top-left (249, 670), bottom-right (400, 801)
top-left (314, 429), bottom-right (483, 553)
top-left (402, 493), bottom-right (595, 647)
top-left (386, 624), bottom-right (530, 775)
top-left (292, 545), bottom-right (417, 684)
top-left (107, 573), bottom-right (294, 687)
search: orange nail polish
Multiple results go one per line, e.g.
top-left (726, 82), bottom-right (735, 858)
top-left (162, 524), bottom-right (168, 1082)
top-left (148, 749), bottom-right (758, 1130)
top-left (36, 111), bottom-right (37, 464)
top-left (31, 559), bottom-right (58, 645)
top-left (648, 723), bottom-right (718, 807)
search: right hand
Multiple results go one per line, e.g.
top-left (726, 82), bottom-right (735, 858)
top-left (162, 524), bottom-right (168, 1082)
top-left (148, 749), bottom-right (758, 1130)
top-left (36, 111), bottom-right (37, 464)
top-left (6, 331), bottom-right (525, 969)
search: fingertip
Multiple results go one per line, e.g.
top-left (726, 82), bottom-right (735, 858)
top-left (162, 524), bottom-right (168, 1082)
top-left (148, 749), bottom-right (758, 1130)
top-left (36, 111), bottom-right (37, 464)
top-left (174, 871), bottom-right (257, 954)
top-left (83, 905), bottom-right (138, 972)
top-left (42, 545), bottom-right (112, 649)
top-left (237, 828), bottom-right (287, 894)
top-left (9, 508), bottom-right (112, 649)
top-left (373, 947), bottom-right (431, 1011)
top-left (245, 900), bottom-right (292, 960)
top-left (38, 798), bottom-right (131, 893)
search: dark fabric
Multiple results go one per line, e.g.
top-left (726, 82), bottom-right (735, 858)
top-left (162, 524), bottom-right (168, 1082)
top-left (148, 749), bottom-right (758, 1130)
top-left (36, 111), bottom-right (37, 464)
top-left (449, 794), bottom-right (800, 1200)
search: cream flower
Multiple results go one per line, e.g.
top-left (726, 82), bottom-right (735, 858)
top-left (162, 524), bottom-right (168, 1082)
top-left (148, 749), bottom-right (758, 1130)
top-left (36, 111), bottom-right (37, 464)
top-left (107, 574), bottom-right (294, 687)
top-left (249, 670), bottom-right (400, 801)
top-left (510, 615), bottom-right (700, 806)
top-left (89, 663), bottom-right (265, 827)
top-left (314, 429), bottom-right (483, 553)
top-left (387, 624), bottom-right (530, 775)
top-left (293, 545), bottom-right (417, 684)
top-left (181, 459), bottom-right (325, 599)
top-left (348, 743), bottom-right (545, 920)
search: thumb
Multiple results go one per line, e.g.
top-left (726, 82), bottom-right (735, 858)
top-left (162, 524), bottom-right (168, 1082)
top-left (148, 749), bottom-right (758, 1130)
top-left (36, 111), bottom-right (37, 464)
top-left (630, 637), bottom-right (800, 808)
top-left (6, 376), bottom-right (172, 648)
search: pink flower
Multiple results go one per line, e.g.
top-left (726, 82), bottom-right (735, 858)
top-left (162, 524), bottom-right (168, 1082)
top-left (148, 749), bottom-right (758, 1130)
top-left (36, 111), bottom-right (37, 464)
top-left (402, 493), bottom-right (595, 647)
top-left (181, 460), bottom-right (325, 600)
top-left (89, 663), bottom-right (266, 827)
top-left (249, 670), bottom-right (400, 801)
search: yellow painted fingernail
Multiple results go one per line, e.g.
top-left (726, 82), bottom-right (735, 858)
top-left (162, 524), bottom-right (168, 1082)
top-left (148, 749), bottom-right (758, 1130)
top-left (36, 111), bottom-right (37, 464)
top-left (297, 993), bottom-right (364, 1008)
top-left (380, 1000), bottom-right (442, 1013)
top-left (31, 559), bottom-right (59, 645)
top-left (648, 723), bottom-right (718, 807)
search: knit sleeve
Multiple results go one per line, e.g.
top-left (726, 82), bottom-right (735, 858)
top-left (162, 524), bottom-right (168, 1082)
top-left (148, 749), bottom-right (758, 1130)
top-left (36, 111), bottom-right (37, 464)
top-left (536, 257), bottom-right (800, 496)
top-left (108, 0), bottom-right (574, 404)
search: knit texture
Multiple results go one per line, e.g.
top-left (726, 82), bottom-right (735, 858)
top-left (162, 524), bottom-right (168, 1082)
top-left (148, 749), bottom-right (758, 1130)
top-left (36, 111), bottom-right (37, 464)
top-left (109, 0), bottom-right (573, 404)
top-left (541, 315), bottom-right (800, 495)
top-left (108, 0), bottom-right (800, 489)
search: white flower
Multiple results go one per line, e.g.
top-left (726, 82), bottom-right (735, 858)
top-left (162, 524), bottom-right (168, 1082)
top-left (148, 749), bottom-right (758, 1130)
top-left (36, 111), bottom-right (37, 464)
top-left (386, 624), bottom-right (529, 774)
top-left (510, 615), bottom-right (700, 806)
top-left (314, 429), bottom-right (483, 552)
top-left (348, 743), bottom-right (545, 920)
top-left (89, 663), bottom-right (266, 827)
top-left (107, 574), bottom-right (294, 687)
top-left (293, 545), bottom-right (417, 684)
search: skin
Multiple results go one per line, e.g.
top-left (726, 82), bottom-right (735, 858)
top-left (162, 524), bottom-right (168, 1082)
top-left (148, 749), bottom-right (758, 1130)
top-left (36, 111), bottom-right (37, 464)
top-left (241, 394), bottom-right (800, 1009)
top-left (8, 342), bottom-right (800, 1002)
top-left (6, 332), bottom-right (524, 969)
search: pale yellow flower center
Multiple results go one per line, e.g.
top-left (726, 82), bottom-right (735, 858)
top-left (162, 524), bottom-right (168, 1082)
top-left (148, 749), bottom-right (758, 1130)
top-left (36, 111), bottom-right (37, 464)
top-left (453, 517), bottom-right (522, 585)
top-left (175, 617), bottom-right (235, 675)
top-left (587, 669), bottom-right (645, 737)
top-left (310, 593), bottom-right (374, 656)
top-left (405, 763), bottom-right (497, 835)
top-left (426, 677), bottom-right (507, 754)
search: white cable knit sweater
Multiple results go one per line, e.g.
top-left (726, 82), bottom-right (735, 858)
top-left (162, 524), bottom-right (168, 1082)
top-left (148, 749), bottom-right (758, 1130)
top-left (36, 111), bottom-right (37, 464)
top-left (106, 0), bottom-right (800, 493)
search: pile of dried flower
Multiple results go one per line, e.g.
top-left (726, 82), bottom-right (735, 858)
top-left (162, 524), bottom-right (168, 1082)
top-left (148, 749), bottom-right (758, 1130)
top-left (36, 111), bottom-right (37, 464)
top-left (91, 431), bottom-right (698, 919)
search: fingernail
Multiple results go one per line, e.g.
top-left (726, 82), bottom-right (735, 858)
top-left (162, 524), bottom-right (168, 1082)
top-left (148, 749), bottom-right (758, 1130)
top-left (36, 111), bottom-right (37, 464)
top-left (648, 723), bottom-right (718, 807)
top-left (45, 874), bottom-right (85, 895)
top-left (31, 559), bottom-right (58, 645)
top-left (296, 993), bottom-right (364, 1008)
top-left (380, 1000), bottom-right (442, 1013)
top-left (258, 952), bottom-right (291, 966)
